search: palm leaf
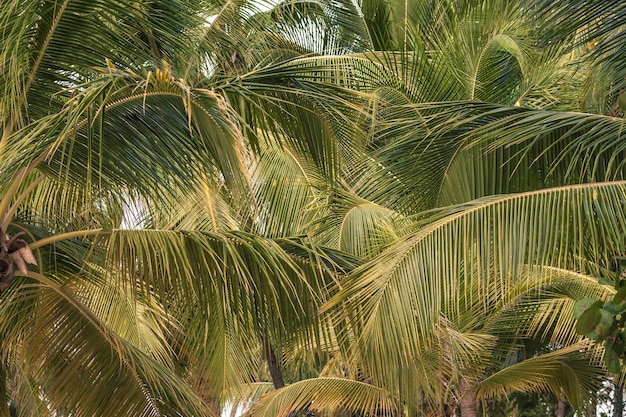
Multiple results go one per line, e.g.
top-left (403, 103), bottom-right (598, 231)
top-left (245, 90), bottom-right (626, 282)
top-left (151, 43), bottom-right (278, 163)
top-left (477, 343), bottom-right (604, 410)
top-left (245, 377), bottom-right (400, 417)
top-left (325, 181), bottom-right (626, 394)
top-left (1, 273), bottom-right (215, 417)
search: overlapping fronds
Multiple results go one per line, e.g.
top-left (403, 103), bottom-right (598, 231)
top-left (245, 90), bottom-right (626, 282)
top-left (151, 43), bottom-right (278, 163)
top-left (2, 0), bottom-right (626, 414)
top-left (0, 275), bottom-right (214, 417)
top-left (218, 54), bottom-right (377, 179)
top-left (484, 267), bottom-right (612, 346)
top-left (225, 382), bottom-right (274, 417)
top-left (477, 343), bottom-right (604, 409)
top-left (97, 229), bottom-right (333, 340)
top-left (258, 0), bottom-right (372, 54)
top-left (354, 100), bottom-right (626, 212)
top-left (0, 66), bottom-right (250, 215)
top-left (249, 138), bottom-right (324, 238)
top-left (309, 189), bottom-right (406, 258)
top-left (0, 0), bottom-right (202, 132)
top-left (326, 181), bottom-right (626, 395)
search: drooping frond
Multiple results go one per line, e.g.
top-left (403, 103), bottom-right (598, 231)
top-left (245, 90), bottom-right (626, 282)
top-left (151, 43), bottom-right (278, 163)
top-left (1, 274), bottom-right (215, 417)
top-left (484, 266), bottom-right (611, 347)
top-left (356, 101), bottom-right (626, 211)
top-left (0, 0), bottom-right (203, 133)
top-left (245, 377), bottom-right (400, 417)
top-left (477, 343), bottom-right (604, 410)
top-left (531, 0), bottom-right (626, 105)
top-left (248, 138), bottom-right (324, 238)
top-left (326, 181), bottom-right (626, 395)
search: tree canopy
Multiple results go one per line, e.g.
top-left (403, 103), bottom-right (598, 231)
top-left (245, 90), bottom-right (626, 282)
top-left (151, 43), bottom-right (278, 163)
top-left (1, 0), bottom-right (626, 416)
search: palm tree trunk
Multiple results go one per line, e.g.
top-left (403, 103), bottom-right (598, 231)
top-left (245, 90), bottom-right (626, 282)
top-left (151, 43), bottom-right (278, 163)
top-left (263, 337), bottom-right (285, 389)
top-left (615, 380), bottom-right (624, 417)
top-left (557, 398), bottom-right (566, 417)
top-left (460, 379), bottom-right (477, 417)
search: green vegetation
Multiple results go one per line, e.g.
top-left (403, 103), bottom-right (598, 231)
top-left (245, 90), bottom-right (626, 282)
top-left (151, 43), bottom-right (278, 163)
top-left (1, 0), bottom-right (626, 416)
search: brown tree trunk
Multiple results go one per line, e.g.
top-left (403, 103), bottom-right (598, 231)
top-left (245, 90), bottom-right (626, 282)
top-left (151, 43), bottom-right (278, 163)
top-left (557, 398), bottom-right (566, 417)
top-left (556, 388), bottom-right (569, 417)
top-left (263, 337), bottom-right (284, 389)
top-left (615, 380), bottom-right (624, 417)
top-left (460, 379), bottom-right (477, 417)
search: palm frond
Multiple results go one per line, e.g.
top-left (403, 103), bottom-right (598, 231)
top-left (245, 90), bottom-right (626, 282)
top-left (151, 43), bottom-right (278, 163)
top-left (358, 101), bottom-right (626, 210)
top-left (1, 273), bottom-right (215, 417)
top-left (485, 266), bottom-right (611, 347)
top-left (326, 181), bottom-right (626, 393)
top-left (3, 65), bottom-right (251, 214)
top-left (478, 343), bottom-right (604, 410)
top-left (0, 0), bottom-right (202, 133)
top-left (249, 138), bottom-right (323, 238)
top-left (245, 377), bottom-right (400, 417)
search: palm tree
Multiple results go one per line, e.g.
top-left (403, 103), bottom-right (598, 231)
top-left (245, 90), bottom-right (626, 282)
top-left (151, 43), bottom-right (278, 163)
top-left (244, 1), bottom-right (626, 416)
top-left (0, 0), bottom-right (372, 414)
top-left (3, 0), bottom-right (626, 416)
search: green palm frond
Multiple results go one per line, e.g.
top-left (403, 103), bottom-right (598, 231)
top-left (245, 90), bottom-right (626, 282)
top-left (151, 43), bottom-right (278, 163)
top-left (218, 54), bottom-right (375, 179)
top-left (0, 65), bottom-right (252, 223)
top-left (455, 103), bottom-right (626, 181)
top-left (245, 377), bottom-right (400, 417)
top-left (97, 229), bottom-right (343, 391)
top-left (76, 275), bottom-right (177, 367)
top-left (358, 101), bottom-right (626, 210)
top-left (6, 221), bottom-right (344, 409)
top-left (1, 273), bottom-right (215, 417)
top-left (249, 138), bottom-right (323, 238)
top-left (262, 0), bottom-right (372, 54)
top-left (226, 382), bottom-right (274, 417)
top-left (149, 183), bottom-right (242, 232)
top-left (309, 189), bottom-right (406, 258)
top-left (485, 267), bottom-right (611, 346)
top-left (522, 1), bottom-right (626, 112)
top-left (478, 343), bottom-right (604, 410)
top-left (0, 0), bottom-right (202, 132)
top-left (326, 181), bottom-right (626, 393)
top-left (3, 0), bottom-right (626, 414)
top-left (7, 358), bottom-right (50, 416)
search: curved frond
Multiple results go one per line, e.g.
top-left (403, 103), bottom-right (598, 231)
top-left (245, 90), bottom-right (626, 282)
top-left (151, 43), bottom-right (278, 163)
top-left (485, 266), bottom-right (612, 347)
top-left (478, 343), bottom-right (604, 410)
top-left (1, 274), bottom-right (215, 417)
top-left (326, 181), bottom-right (626, 392)
top-left (245, 377), bottom-right (400, 417)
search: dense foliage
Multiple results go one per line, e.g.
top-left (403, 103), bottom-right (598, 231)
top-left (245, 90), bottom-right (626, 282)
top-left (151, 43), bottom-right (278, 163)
top-left (2, 0), bottom-right (626, 416)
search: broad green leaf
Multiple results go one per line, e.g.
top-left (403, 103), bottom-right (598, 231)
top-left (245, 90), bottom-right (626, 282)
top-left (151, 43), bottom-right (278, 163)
top-left (574, 298), bottom-right (601, 320)
top-left (575, 306), bottom-right (602, 337)
top-left (614, 287), bottom-right (626, 309)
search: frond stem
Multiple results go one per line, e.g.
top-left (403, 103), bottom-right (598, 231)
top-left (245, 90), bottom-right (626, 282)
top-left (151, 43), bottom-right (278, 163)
top-left (1, 174), bottom-right (45, 229)
top-left (30, 229), bottom-right (108, 250)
